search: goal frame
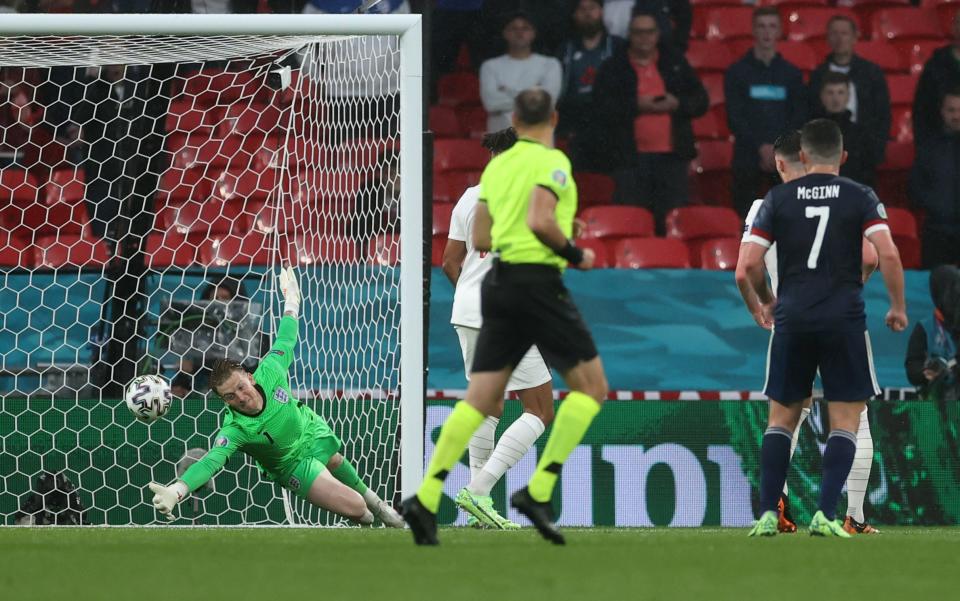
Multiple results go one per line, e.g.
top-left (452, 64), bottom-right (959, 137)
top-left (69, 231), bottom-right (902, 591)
top-left (0, 13), bottom-right (425, 501)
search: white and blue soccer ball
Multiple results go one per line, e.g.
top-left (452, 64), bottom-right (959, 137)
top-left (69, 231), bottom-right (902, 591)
top-left (125, 375), bottom-right (172, 423)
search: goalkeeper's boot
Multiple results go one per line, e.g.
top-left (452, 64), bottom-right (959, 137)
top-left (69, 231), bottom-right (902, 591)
top-left (777, 494), bottom-right (798, 533)
top-left (466, 516), bottom-right (487, 529)
top-left (748, 511), bottom-right (779, 537)
top-left (809, 510), bottom-right (852, 538)
top-left (510, 487), bottom-right (565, 545)
top-left (455, 488), bottom-right (519, 530)
top-left (843, 516), bottom-right (880, 535)
top-left (373, 500), bottom-right (405, 528)
top-left (400, 496), bottom-right (438, 546)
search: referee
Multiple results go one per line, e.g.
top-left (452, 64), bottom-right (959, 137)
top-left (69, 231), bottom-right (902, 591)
top-left (402, 88), bottom-right (608, 545)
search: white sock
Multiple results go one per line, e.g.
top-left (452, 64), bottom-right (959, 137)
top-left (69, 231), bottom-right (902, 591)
top-left (468, 416), bottom-right (499, 482)
top-left (468, 413), bottom-right (545, 497)
top-left (783, 407), bottom-right (811, 497)
top-left (358, 509), bottom-right (374, 525)
top-left (846, 407), bottom-right (873, 522)
top-left (362, 488), bottom-right (382, 511)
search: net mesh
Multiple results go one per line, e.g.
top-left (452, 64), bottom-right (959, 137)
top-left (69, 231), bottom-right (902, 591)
top-left (0, 32), bottom-right (404, 525)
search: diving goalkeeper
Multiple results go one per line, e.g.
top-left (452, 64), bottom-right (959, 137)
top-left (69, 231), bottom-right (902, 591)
top-left (147, 267), bottom-right (403, 527)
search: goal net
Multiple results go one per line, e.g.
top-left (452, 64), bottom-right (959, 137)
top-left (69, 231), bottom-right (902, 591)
top-left (0, 14), bottom-right (423, 526)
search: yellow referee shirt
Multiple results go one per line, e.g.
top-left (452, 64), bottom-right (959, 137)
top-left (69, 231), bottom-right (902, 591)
top-left (478, 138), bottom-right (578, 270)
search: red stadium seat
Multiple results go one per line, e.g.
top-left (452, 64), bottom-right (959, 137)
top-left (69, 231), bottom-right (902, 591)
top-left (885, 206), bottom-right (918, 238)
top-left (778, 41), bottom-right (819, 72)
top-left (166, 101), bottom-right (218, 135)
top-left (692, 107), bottom-right (731, 140)
top-left (849, 0), bottom-right (912, 37)
top-left (686, 40), bottom-right (735, 72)
top-left (158, 167), bottom-right (214, 204)
top-left (575, 172), bottom-right (616, 207)
top-left (900, 40), bottom-right (944, 76)
top-left (218, 103), bottom-right (286, 137)
top-left (701, 73), bottom-right (725, 107)
top-left (433, 203), bottom-right (454, 237)
top-left (0, 169), bottom-right (38, 204)
top-left (875, 141), bottom-right (915, 206)
top-left (437, 72), bottom-right (481, 108)
top-left (369, 234), bottom-right (400, 266)
top-left (157, 199), bottom-right (247, 236)
top-left (198, 231), bottom-right (278, 266)
top-left (434, 171), bottom-right (481, 203)
top-left (145, 231), bottom-right (199, 268)
top-left (871, 7), bottom-right (944, 41)
top-left (211, 167), bottom-right (279, 204)
top-left (896, 237), bottom-right (922, 268)
top-left (699, 237), bottom-right (741, 270)
top-left (1, 188), bottom-right (90, 237)
top-left (432, 234), bottom-right (446, 267)
top-left (666, 206), bottom-right (742, 241)
top-left (890, 106), bottom-right (913, 142)
top-left (854, 41), bottom-right (907, 72)
top-left (34, 234), bottom-right (110, 269)
top-left (573, 238), bottom-right (610, 268)
top-left (579, 206), bottom-right (655, 240)
top-left (887, 73), bottom-right (919, 106)
top-left (784, 8), bottom-right (860, 42)
top-left (459, 106), bottom-right (489, 139)
top-left (433, 139), bottom-right (488, 173)
top-left (879, 140), bottom-right (915, 171)
top-left (43, 169), bottom-right (85, 205)
top-left (174, 69), bottom-right (259, 106)
top-left (933, 2), bottom-right (960, 37)
top-left (705, 7), bottom-right (755, 41)
top-left (0, 231), bottom-right (31, 268)
top-left (429, 105), bottom-right (463, 138)
top-left (690, 140), bottom-right (734, 205)
top-left (287, 236), bottom-right (359, 265)
top-left (612, 237), bottom-right (691, 269)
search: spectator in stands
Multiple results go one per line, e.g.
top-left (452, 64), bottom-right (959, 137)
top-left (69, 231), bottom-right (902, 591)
top-left (909, 87), bottom-right (960, 268)
top-left (481, 1), bottom-right (569, 57)
top-left (603, 0), bottom-right (691, 54)
top-left (178, 276), bottom-right (249, 391)
top-left (724, 6), bottom-right (806, 217)
top-left (904, 265), bottom-right (960, 401)
top-left (815, 72), bottom-right (878, 187)
top-left (479, 10), bottom-right (562, 132)
top-left (913, 13), bottom-right (960, 148)
top-left (557, 0), bottom-right (624, 170)
top-left (593, 10), bottom-right (708, 233)
top-left (808, 15), bottom-right (890, 168)
top-left (353, 148), bottom-right (400, 251)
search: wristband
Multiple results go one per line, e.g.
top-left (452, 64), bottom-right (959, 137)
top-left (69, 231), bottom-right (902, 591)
top-left (557, 240), bottom-right (585, 265)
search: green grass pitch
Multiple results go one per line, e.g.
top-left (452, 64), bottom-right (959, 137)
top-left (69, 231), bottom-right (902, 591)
top-left (2, 527), bottom-right (959, 601)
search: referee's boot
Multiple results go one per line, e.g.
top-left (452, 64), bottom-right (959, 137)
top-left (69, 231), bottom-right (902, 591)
top-left (510, 487), bottom-right (565, 545)
top-left (401, 496), bottom-right (438, 546)
top-left (777, 494), bottom-right (798, 533)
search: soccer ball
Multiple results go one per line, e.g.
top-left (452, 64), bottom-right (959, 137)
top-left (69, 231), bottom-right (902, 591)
top-left (125, 375), bottom-right (172, 423)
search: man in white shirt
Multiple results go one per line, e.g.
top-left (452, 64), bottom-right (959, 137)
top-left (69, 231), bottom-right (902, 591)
top-left (479, 12), bottom-right (562, 132)
top-left (440, 127), bottom-right (554, 530)
top-left (735, 129), bottom-right (881, 535)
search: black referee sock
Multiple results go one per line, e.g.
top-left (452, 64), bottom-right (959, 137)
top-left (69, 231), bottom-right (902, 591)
top-left (759, 426), bottom-right (793, 515)
top-left (818, 429), bottom-right (858, 520)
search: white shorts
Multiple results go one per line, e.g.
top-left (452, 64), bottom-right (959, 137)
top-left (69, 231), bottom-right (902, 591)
top-left (455, 325), bottom-right (552, 392)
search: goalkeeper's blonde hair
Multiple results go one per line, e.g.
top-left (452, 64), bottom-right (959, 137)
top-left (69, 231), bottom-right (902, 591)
top-left (209, 359), bottom-right (246, 397)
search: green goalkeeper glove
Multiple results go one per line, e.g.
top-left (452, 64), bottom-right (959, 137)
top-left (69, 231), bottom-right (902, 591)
top-left (148, 481), bottom-right (189, 522)
top-left (278, 266), bottom-right (301, 317)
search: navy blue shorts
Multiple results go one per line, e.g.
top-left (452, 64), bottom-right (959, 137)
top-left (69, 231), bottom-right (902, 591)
top-left (763, 329), bottom-right (881, 404)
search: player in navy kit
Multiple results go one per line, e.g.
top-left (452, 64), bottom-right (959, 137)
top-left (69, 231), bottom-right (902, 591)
top-left (738, 119), bottom-right (908, 537)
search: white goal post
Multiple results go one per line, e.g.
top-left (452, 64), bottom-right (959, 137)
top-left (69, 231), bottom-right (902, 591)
top-left (0, 14), bottom-right (423, 525)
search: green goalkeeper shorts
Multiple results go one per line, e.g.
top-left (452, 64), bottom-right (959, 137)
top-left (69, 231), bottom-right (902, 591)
top-left (282, 434), bottom-right (343, 499)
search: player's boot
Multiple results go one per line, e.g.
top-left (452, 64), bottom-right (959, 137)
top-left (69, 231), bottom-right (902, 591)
top-left (466, 515), bottom-right (487, 529)
top-left (777, 494), bottom-right (797, 533)
top-left (509, 487), bottom-right (565, 545)
top-left (373, 500), bottom-right (405, 528)
top-left (843, 516), bottom-right (880, 535)
top-left (455, 489), bottom-right (521, 530)
top-left (748, 511), bottom-right (779, 537)
top-left (400, 496), bottom-right (438, 545)
top-left (809, 510), bottom-right (852, 538)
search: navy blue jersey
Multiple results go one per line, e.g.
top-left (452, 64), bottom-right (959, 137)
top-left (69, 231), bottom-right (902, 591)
top-left (745, 173), bottom-right (889, 333)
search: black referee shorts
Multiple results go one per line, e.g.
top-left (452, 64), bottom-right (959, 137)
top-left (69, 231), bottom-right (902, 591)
top-left (471, 260), bottom-right (599, 375)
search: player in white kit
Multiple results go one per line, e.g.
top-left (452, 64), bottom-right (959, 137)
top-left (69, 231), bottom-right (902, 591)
top-left (440, 127), bottom-right (554, 530)
top-left (735, 130), bottom-right (880, 534)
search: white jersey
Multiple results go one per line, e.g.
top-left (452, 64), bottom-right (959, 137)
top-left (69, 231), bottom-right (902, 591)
top-left (448, 185), bottom-right (491, 328)
top-left (743, 198), bottom-right (779, 295)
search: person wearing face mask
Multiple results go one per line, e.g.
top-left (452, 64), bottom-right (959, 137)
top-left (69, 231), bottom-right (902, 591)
top-left (146, 268), bottom-right (404, 528)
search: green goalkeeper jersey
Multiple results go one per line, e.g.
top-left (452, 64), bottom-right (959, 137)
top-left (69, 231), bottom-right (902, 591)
top-left (180, 315), bottom-right (334, 492)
